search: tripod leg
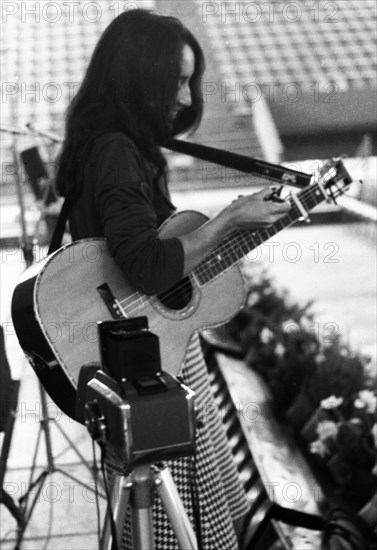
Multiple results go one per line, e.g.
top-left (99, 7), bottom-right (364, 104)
top-left (53, 420), bottom-right (99, 476)
top-left (154, 466), bottom-right (198, 550)
top-left (16, 470), bottom-right (49, 549)
top-left (101, 473), bottom-right (131, 550)
top-left (130, 466), bottom-right (155, 550)
top-left (1, 489), bottom-right (24, 526)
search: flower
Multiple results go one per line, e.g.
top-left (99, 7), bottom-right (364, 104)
top-left (316, 420), bottom-right (339, 441)
top-left (354, 390), bottom-right (377, 414)
top-left (260, 327), bottom-right (273, 344)
top-left (314, 351), bottom-right (326, 365)
top-left (275, 342), bottom-right (285, 357)
top-left (282, 320), bottom-right (301, 336)
top-left (310, 439), bottom-right (330, 458)
top-left (247, 291), bottom-right (260, 307)
top-left (320, 395), bottom-right (344, 410)
top-left (300, 315), bottom-right (312, 331)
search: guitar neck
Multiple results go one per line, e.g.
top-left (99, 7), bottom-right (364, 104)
top-left (193, 182), bottom-right (326, 286)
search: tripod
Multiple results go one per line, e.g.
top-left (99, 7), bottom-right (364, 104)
top-left (101, 463), bottom-right (198, 550)
top-left (83, 358), bottom-right (199, 550)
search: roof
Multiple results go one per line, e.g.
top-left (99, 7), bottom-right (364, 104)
top-left (199, 0), bottom-right (377, 91)
top-left (198, 0), bottom-right (377, 137)
top-left (0, 0), bottom-right (264, 194)
top-left (1, 1), bottom-right (375, 194)
top-left (1, 1), bottom-right (116, 136)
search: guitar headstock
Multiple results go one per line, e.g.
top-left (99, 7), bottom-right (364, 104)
top-left (315, 157), bottom-right (354, 203)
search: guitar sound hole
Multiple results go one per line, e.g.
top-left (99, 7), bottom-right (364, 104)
top-left (157, 277), bottom-right (192, 310)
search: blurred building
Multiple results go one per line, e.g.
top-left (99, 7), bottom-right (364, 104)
top-left (1, 0), bottom-right (376, 197)
top-left (183, 0), bottom-right (377, 162)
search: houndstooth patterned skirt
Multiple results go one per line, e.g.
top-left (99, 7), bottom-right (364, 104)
top-left (108, 332), bottom-right (249, 549)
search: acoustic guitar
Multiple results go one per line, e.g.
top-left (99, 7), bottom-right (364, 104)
top-left (11, 158), bottom-right (352, 418)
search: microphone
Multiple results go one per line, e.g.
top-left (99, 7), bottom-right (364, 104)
top-left (26, 122), bottom-right (63, 143)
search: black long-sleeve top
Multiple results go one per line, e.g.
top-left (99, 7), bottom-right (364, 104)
top-left (69, 132), bottom-right (184, 294)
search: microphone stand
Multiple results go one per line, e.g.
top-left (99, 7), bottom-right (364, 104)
top-left (1, 126), bottom-right (103, 549)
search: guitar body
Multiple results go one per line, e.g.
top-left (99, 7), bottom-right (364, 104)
top-left (11, 210), bottom-right (246, 418)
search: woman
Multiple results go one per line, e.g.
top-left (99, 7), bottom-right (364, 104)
top-left (56, 9), bottom-right (290, 549)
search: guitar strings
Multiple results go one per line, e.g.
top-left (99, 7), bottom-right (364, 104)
top-left (118, 180), bottom-right (339, 318)
top-left (195, 178), bottom-right (331, 280)
top-left (117, 182), bottom-right (322, 317)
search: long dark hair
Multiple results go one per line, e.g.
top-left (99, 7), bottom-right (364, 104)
top-left (56, 9), bottom-right (205, 199)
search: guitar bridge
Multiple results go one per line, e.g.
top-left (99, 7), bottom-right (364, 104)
top-left (97, 283), bottom-right (124, 319)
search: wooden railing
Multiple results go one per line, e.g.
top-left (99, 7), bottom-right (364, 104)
top-left (206, 346), bottom-right (324, 549)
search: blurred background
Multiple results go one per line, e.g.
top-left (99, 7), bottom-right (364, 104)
top-left (1, 1), bottom-right (376, 548)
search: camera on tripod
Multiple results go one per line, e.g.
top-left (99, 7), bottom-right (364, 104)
top-left (82, 317), bottom-right (196, 470)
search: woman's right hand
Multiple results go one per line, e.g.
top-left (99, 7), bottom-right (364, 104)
top-left (220, 187), bottom-right (291, 232)
top-left (178, 187), bottom-right (291, 277)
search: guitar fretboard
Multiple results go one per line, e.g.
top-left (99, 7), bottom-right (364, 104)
top-left (193, 182), bottom-right (327, 286)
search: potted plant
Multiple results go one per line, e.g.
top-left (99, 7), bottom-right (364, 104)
top-left (229, 270), bottom-right (320, 414)
top-left (297, 345), bottom-right (368, 439)
top-left (309, 390), bottom-right (377, 506)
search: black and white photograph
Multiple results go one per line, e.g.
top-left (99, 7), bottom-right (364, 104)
top-left (1, 1), bottom-right (376, 549)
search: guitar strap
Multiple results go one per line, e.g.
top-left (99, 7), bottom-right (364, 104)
top-left (267, 503), bottom-right (325, 530)
top-left (47, 138), bottom-right (313, 255)
top-left (166, 139), bottom-right (312, 188)
top-left (47, 197), bottom-right (70, 255)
